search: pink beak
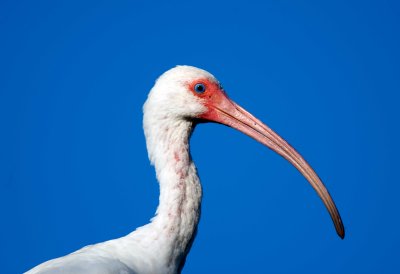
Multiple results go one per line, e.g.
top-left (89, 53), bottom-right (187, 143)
top-left (199, 89), bottom-right (345, 239)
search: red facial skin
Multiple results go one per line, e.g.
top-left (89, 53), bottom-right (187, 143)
top-left (188, 78), bottom-right (235, 123)
top-left (187, 78), bottom-right (345, 239)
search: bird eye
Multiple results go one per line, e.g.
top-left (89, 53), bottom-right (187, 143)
top-left (194, 83), bottom-right (206, 93)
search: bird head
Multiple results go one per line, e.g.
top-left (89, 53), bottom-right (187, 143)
top-left (144, 65), bottom-right (345, 239)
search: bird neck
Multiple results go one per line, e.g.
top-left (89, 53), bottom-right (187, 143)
top-left (137, 116), bottom-right (202, 273)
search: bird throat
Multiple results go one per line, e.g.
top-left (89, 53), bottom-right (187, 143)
top-left (142, 118), bottom-right (202, 273)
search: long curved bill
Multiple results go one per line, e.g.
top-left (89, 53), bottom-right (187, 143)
top-left (200, 90), bottom-right (345, 239)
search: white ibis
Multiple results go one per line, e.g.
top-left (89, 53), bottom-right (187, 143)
top-left (26, 66), bottom-right (344, 274)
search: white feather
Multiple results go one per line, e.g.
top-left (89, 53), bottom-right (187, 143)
top-left (26, 66), bottom-right (218, 274)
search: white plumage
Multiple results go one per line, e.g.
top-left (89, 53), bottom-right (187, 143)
top-left (26, 66), bottom-right (344, 274)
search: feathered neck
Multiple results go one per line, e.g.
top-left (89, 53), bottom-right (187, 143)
top-left (131, 111), bottom-right (202, 274)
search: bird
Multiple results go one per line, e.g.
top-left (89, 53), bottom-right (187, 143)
top-left (26, 65), bottom-right (344, 274)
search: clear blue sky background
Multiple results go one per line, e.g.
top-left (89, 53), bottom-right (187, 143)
top-left (1, 1), bottom-right (399, 273)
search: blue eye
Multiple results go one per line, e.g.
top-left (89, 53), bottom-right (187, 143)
top-left (194, 83), bottom-right (206, 93)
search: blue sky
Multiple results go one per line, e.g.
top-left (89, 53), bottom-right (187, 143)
top-left (1, 1), bottom-right (399, 273)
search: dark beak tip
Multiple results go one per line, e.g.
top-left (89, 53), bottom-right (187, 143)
top-left (339, 230), bottom-right (345, 239)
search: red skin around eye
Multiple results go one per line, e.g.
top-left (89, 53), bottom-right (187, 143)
top-left (187, 78), bottom-right (233, 122)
